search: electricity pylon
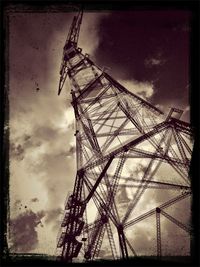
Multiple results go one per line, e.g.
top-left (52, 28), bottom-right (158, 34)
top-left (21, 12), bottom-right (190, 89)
top-left (56, 10), bottom-right (193, 262)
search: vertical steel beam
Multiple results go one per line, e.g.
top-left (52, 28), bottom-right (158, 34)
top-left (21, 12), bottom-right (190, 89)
top-left (156, 208), bottom-right (162, 258)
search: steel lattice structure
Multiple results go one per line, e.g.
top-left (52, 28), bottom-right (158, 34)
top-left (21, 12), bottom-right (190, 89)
top-left (56, 10), bottom-right (193, 263)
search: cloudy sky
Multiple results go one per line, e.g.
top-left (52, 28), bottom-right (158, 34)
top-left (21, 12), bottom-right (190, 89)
top-left (7, 7), bottom-right (191, 257)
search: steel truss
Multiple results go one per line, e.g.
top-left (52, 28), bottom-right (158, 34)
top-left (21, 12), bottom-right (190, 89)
top-left (56, 10), bottom-right (193, 262)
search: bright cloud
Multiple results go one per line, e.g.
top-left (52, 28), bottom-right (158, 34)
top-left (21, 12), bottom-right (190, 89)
top-left (118, 79), bottom-right (154, 99)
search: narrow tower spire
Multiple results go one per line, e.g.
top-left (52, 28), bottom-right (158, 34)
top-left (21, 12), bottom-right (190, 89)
top-left (66, 9), bottom-right (83, 47)
top-left (58, 8), bottom-right (83, 95)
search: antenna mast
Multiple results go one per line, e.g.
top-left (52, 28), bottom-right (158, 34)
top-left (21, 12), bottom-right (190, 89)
top-left (58, 9), bottom-right (83, 95)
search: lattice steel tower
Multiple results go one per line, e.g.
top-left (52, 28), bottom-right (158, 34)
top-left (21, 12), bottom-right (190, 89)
top-left (56, 10), bottom-right (193, 263)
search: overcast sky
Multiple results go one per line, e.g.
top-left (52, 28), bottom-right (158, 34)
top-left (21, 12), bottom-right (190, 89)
top-left (8, 8), bottom-right (191, 257)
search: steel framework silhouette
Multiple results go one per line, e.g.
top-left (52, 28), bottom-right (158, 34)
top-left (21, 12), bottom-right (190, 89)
top-left (56, 10), bottom-right (193, 262)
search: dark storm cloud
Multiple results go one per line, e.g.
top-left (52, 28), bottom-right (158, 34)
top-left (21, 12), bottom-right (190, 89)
top-left (9, 210), bottom-right (45, 253)
top-left (94, 10), bottom-right (190, 115)
top-left (144, 56), bottom-right (166, 68)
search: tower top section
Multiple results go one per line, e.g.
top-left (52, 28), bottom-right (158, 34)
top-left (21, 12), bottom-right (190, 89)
top-left (58, 9), bottom-right (83, 95)
top-left (65, 9), bottom-right (83, 49)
